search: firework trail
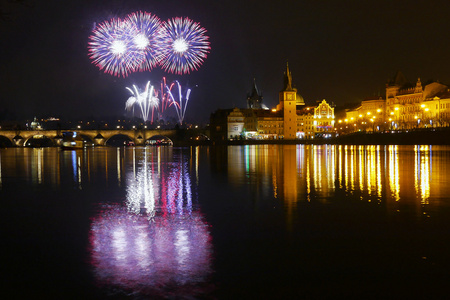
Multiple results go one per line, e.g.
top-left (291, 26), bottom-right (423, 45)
top-left (158, 77), bottom-right (172, 114)
top-left (88, 18), bottom-right (144, 77)
top-left (166, 80), bottom-right (191, 125)
top-left (126, 81), bottom-right (159, 122)
top-left (124, 11), bottom-right (162, 72)
top-left (158, 17), bottom-right (210, 75)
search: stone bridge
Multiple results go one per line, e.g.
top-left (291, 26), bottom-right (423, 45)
top-left (0, 129), bottom-right (179, 146)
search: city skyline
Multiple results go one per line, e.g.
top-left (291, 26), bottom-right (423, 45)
top-left (2, 0), bottom-right (450, 123)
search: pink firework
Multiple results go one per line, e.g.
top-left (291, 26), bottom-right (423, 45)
top-left (158, 17), bottom-right (210, 75)
top-left (124, 11), bottom-right (163, 72)
top-left (88, 18), bottom-right (144, 77)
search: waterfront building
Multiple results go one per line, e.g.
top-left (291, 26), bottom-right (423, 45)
top-left (339, 71), bottom-right (450, 133)
top-left (227, 108), bottom-right (245, 139)
top-left (386, 74), bottom-right (450, 129)
top-left (313, 99), bottom-right (335, 138)
top-left (210, 64), bottom-right (335, 141)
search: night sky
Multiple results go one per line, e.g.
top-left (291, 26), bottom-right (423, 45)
top-left (2, 0), bottom-right (450, 123)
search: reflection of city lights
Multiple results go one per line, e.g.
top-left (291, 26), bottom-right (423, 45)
top-left (415, 145), bottom-right (431, 204)
top-left (357, 146), bottom-right (363, 193)
top-left (388, 145), bottom-right (400, 201)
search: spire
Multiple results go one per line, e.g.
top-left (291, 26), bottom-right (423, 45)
top-left (414, 77), bottom-right (423, 93)
top-left (251, 78), bottom-right (259, 97)
top-left (247, 78), bottom-right (263, 109)
top-left (283, 61), bottom-right (293, 91)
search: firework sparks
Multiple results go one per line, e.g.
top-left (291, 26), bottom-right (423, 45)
top-left (89, 13), bottom-right (210, 76)
top-left (166, 80), bottom-right (191, 124)
top-left (88, 18), bottom-right (145, 77)
top-left (126, 79), bottom-right (193, 125)
top-left (126, 81), bottom-right (159, 122)
top-left (158, 17), bottom-right (210, 75)
top-left (124, 11), bottom-right (163, 72)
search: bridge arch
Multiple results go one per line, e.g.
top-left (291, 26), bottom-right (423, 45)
top-left (104, 134), bottom-right (135, 146)
top-left (23, 135), bottom-right (56, 147)
top-left (146, 135), bottom-right (173, 146)
top-left (0, 135), bottom-right (13, 147)
top-left (79, 134), bottom-right (95, 146)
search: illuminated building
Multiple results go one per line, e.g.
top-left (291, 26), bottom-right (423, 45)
top-left (340, 71), bottom-right (450, 132)
top-left (386, 74), bottom-right (450, 129)
top-left (210, 64), bottom-right (335, 141)
top-left (227, 108), bottom-right (245, 139)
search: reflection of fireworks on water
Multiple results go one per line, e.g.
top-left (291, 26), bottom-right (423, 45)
top-left (125, 149), bottom-right (193, 217)
top-left (88, 18), bottom-right (144, 77)
top-left (125, 81), bottom-right (159, 122)
top-left (124, 11), bottom-right (162, 72)
top-left (158, 17), bottom-right (210, 75)
top-left (89, 149), bottom-right (212, 297)
top-left (89, 206), bottom-right (212, 297)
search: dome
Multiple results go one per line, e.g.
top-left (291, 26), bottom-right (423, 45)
top-left (296, 93), bottom-right (305, 105)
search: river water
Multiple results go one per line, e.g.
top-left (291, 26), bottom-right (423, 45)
top-left (1, 145), bottom-right (450, 299)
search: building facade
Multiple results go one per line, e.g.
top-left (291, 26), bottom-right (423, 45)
top-left (210, 64), bottom-right (335, 141)
top-left (338, 72), bottom-right (450, 133)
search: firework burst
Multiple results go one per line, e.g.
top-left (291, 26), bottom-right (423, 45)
top-left (158, 17), bottom-right (210, 75)
top-left (88, 18), bottom-right (145, 77)
top-left (124, 11), bottom-right (163, 72)
top-left (89, 13), bottom-right (210, 77)
top-left (126, 81), bottom-right (159, 122)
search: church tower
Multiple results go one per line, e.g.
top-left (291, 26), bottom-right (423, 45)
top-left (247, 79), bottom-right (263, 109)
top-left (279, 63), bottom-right (297, 139)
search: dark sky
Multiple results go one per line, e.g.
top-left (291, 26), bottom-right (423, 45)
top-left (2, 0), bottom-right (450, 123)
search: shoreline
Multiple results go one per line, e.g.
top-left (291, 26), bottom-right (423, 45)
top-left (204, 128), bottom-right (450, 146)
top-left (2, 128), bottom-right (450, 148)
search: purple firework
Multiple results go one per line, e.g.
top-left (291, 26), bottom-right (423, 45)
top-left (158, 17), bottom-right (210, 75)
top-left (88, 18), bottom-right (144, 77)
top-left (124, 11), bottom-right (163, 72)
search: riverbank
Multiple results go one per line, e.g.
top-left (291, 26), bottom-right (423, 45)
top-left (206, 128), bottom-right (450, 146)
top-left (331, 128), bottom-right (450, 145)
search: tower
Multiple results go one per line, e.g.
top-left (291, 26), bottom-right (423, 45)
top-left (279, 63), bottom-right (297, 139)
top-left (247, 79), bottom-right (263, 109)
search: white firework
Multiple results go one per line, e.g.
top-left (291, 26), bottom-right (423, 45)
top-left (126, 81), bottom-right (159, 122)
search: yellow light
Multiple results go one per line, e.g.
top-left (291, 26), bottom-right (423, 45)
top-left (345, 119), bottom-right (348, 122)
top-left (421, 104), bottom-right (425, 108)
top-left (359, 114), bottom-right (363, 118)
top-left (394, 107), bottom-right (399, 111)
top-left (390, 112), bottom-right (394, 115)
top-left (377, 109), bottom-right (381, 113)
top-left (271, 108), bottom-right (277, 112)
top-left (425, 108), bottom-right (429, 112)
top-left (367, 112), bottom-right (371, 115)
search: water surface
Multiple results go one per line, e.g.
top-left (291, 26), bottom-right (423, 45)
top-left (1, 145), bottom-right (450, 298)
